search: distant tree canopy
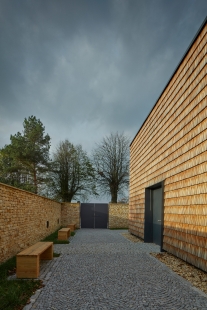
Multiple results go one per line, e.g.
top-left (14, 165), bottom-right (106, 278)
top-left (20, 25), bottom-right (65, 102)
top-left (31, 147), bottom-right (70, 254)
top-left (0, 116), bottom-right (51, 194)
top-left (50, 140), bottom-right (98, 202)
top-left (92, 132), bottom-right (130, 203)
top-left (0, 117), bottom-right (130, 203)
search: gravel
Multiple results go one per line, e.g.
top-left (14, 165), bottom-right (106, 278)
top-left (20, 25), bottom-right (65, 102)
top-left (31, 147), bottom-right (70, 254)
top-left (24, 229), bottom-right (207, 310)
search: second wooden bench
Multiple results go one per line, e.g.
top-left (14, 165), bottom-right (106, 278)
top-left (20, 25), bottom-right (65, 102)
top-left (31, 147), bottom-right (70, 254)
top-left (58, 228), bottom-right (70, 240)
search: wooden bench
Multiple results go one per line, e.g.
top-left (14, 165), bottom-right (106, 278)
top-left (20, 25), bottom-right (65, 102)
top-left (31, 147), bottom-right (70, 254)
top-left (16, 242), bottom-right (53, 279)
top-left (58, 228), bottom-right (70, 240)
top-left (67, 224), bottom-right (76, 232)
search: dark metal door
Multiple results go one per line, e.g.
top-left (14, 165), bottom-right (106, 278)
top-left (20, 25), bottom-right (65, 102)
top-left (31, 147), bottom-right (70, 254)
top-left (80, 203), bottom-right (94, 228)
top-left (81, 203), bottom-right (108, 228)
top-left (94, 204), bottom-right (108, 228)
top-left (152, 188), bottom-right (162, 246)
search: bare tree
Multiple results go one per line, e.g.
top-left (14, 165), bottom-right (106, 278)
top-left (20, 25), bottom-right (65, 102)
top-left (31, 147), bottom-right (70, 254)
top-left (50, 140), bottom-right (97, 202)
top-left (93, 132), bottom-right (130, 203)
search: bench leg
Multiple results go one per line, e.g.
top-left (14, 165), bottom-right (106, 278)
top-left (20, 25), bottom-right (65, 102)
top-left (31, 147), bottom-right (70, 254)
top-left (16, 255), bottom-right (39, 278)
top-left (40, 244), bottom-right (53, 260)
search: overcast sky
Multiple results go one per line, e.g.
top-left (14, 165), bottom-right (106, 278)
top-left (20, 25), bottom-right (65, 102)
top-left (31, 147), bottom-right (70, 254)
top-left (0, 1), bottom-right (206, 157)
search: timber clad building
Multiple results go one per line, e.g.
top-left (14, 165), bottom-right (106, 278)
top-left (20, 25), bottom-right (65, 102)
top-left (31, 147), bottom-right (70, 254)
top-left (129, 18), bottom-right (207, 272)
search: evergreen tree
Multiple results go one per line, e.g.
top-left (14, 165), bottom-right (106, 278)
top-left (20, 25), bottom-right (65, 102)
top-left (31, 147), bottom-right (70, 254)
top-left (0, 116), bottom-right (51, 194)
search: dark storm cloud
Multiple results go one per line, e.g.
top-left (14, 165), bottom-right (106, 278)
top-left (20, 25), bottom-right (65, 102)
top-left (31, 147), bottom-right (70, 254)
top-left (0, 0), bottom-right (206, 153)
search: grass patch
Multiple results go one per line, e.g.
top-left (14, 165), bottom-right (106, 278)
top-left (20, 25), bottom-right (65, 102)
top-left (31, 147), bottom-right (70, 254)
top-left (0, 256), bottom-right (16, 280)
top-left (0, 229), bottom-right (67, 309)
top-left (0, 256), bottom-right (43, 310)
top-left (54, 240), bottom-right (69, 244)
top-left (41, 227), bottom-right (69, 244)
top-left (42, 227), bottom-right (76, 243)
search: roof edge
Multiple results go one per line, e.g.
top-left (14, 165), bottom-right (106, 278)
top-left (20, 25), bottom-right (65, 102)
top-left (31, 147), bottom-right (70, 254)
top-left (130, 16), bottom-right (207, 147)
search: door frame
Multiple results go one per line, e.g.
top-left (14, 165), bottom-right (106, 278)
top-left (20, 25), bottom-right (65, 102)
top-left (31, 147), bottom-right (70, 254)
top-left (144, 180), bottom-right (164, 251)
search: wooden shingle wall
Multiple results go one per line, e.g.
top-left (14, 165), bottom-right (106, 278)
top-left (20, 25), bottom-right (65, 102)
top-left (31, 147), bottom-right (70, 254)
top-left (129, 22), bottom-right (207, 271)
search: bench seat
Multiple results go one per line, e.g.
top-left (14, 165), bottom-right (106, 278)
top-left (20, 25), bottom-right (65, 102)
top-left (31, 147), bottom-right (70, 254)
top-left (16, 241), bottom-right (53, 278)
top-left (58, 228), bottom-right (70, 240)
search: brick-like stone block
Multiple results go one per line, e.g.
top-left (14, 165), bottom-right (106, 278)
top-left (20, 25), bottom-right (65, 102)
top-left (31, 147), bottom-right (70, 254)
top-left (108, 203), bottom-right (129, 229)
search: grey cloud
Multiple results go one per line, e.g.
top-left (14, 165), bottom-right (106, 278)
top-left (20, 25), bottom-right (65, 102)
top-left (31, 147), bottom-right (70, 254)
top-left (0, 0), bottom-right (206, 154)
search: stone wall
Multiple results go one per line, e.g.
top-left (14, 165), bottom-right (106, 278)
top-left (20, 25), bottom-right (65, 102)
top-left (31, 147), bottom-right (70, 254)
top-left (0, 182), bottom-right (78, 264)
top-left (108, 203), bottom-right (129, 229)
top-left (0, 182), bottom-right (62, 263)
top-left (61, 202), bottom-right (80, 228)
top-left (0, 181), bottom-right (128, 263)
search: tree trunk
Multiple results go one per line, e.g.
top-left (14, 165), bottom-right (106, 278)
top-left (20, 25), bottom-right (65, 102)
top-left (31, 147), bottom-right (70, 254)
top-left (111, 190), bottom-right (117, 203)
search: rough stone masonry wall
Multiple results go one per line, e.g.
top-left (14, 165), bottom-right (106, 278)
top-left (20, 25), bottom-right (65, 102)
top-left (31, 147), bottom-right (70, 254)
top-left (0, 182), bottom-right (62, 264)
top-left (0, 181), bottom-right (128, 263)
top-left (108, 203), bottom-right (129, 229)
top-left (61, 202), bottom-right (80, 228)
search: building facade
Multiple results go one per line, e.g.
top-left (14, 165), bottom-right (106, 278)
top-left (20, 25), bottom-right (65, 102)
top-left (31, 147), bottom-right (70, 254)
top-left (129, 18), bottom-right (207, 272)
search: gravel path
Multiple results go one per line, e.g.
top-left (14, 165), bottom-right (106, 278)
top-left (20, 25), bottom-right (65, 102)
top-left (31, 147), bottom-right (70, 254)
top-left (25, 229), bottom-right (207, 310)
